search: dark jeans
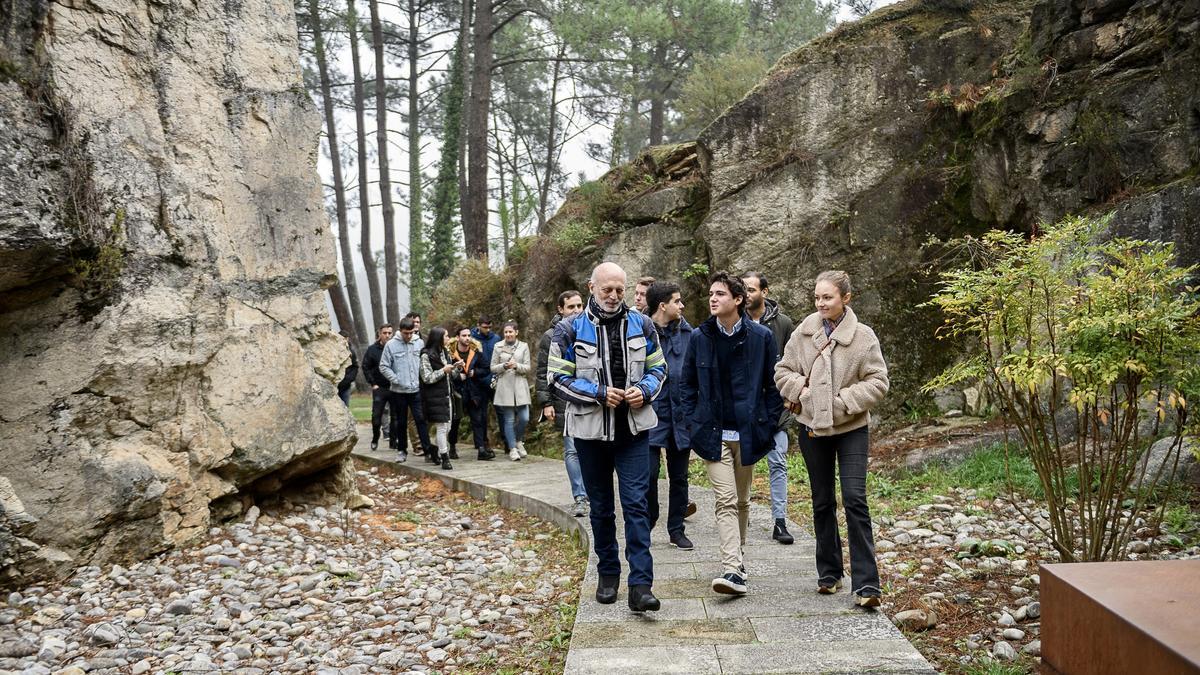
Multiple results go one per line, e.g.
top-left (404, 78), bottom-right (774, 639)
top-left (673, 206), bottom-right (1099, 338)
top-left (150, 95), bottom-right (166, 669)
top-left (370, 388), bottom-right (391, 444)
top-left (576, 424), bottom-right (654, 586)
top-left (388, 391), bottom-right (432, 454)
top-left (799, 425), bottom-right (880, 596)
top-left (462, 390), bottom-right (490, 449)
top-left (648, 436), bottom-right (690, 537)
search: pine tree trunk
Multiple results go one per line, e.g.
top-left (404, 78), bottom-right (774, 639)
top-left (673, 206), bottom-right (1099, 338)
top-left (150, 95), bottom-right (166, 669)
top-left (536, 43), bottom-right (565, 235)
top-left (456, 0), bottom-right (472, 253)
top-left (309, 0), bottom-right (368, 347)
top-left (493, 113), bottom-right (509, 263)
top-left (648, 42), bottom-right (668, 146)
top-left (464, 0), bottom-right (493, 259)
top-left (406, 0), bottom-right (425, 311)
top-left (347, 0), bottom-right (384, 329)
top-left (327, 283), bottom-right (354, 339)
top-left (428, 43), bottom-right (463, 289)
top-left (368, 0), bottom-right (400, 325)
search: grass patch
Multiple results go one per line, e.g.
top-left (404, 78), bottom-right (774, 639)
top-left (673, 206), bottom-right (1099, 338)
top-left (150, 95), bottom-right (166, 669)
top-left (869, 443), bottom-right (1043, 515)
top-left (961, 657), bottom-right (1032, 675)
top-left (348, 393), bottom-right (373, 423)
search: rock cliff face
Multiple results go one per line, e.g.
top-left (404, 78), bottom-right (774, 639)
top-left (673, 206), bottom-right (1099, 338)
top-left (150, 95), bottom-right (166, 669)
top-left (0, 0), bottom-right (355, 587)
top-left (524, 0), bottom-right (1199, 413)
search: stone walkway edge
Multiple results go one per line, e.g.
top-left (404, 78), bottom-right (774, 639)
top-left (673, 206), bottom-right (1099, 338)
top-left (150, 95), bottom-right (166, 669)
top-left (352, 438), bottom-right (935, 674)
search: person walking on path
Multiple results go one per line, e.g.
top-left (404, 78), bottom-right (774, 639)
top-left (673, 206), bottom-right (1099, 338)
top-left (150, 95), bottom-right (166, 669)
top-left (491, 322), bottom-right (532, 461)
top-left (536, 290), bottom-right (589, 517)
top-left (681, 271), bottom-right (784, 597)
top-left (774, 270), bottom-right (889, 607)
top-left (645, 281), bottom-right (696, 551)
top-left (472, 316), bottom-right (503, 445)
top-left (337, 330), bottom-right (359, 406)
top-left (450, 326), bottom-right (494, 461)
top-left (419, 326), bottom-right (458, 470)
top-left (362, 324), bottom-right (394, 451)
top-left (379, 317), bottom-right (434, 462)
top-left (742, 271), bottom-right (797, 545)
top-left (549, 262), bottom-right (667, 613)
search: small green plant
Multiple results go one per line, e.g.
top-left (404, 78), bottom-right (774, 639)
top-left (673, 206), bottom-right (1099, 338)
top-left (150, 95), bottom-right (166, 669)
top-left (961, 657), bottom-right (1029, 675)
top-left (681, 262), bottom-right (710, 281)
top-left (71, 208), bottom-right (126, 298)
top-left (925, 214), bottom-right (1200, 562)
top-left (1074, 107), bottom-right (1123, 201)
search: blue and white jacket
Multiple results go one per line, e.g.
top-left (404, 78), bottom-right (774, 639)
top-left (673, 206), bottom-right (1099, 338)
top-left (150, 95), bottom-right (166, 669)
top-left (547, 305), bottom-right (667, 441)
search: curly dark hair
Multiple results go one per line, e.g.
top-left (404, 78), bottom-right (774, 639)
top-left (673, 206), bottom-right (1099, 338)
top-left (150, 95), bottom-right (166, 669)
top-left (709, 270), bottom-right (747, 315)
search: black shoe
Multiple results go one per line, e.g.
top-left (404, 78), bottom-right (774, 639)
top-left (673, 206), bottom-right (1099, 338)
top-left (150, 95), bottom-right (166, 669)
top-left (477, 450), bottom-right (494, 461)
top-left (773, 519), bottom-right (794, 545)
top-left (685, 501), bottom-right (697, 518)
top-left (427, 450), bottom-right (440, 464)
top-left (448, 447), bottom-right (459, 460)
top-left (596, 575), bottom-right (619, 604)
top-left (670, 533), bottom-right (694, 550)
top-left (441, 457), bottom-right (453, 470)
top-left (712, 572), bottom-right (748, 595)
top-left (370, 441), bottom-right (378, 451)
top-left (398, 451), bottom-right (408, 463)
top-left (628, 585), bottom-right (660, 612)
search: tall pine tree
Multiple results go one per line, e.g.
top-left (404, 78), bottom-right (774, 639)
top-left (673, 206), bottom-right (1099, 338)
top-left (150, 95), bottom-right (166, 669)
top-left (426, 44), bottom-right (465, 290)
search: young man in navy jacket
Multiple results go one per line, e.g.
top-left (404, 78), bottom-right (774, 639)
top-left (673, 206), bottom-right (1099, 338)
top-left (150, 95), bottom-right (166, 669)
top-left (681, 271), bottom-right (784, 596)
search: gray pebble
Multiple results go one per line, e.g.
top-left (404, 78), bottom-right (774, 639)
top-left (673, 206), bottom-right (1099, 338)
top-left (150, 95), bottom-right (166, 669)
top-left (992, 640), bottom-right (1017, 661)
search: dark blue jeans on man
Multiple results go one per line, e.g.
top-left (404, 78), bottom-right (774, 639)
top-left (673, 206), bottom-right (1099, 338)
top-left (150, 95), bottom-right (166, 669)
top-left (648, 436), bottom-right (690, 538)
top-left (798, 425), bottom-right (880, 596)
top-left (575, 423), bottom-right (654, 587)
top-left (388, 390), bottom-right (432, 454)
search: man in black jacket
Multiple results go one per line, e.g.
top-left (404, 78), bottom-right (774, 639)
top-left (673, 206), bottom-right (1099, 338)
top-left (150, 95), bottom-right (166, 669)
top-left (361, 323), bottom-right (394, 450)
top-left (536, 290), bottom-right (587, 516)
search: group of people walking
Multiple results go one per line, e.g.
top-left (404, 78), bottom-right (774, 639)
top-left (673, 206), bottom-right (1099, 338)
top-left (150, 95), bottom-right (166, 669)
top-left (546, 262), bottom-right (890, 611)
top-left (353, 312), bottom-right (536, 469)
top-left (342, 261), bottom-right (889, 613)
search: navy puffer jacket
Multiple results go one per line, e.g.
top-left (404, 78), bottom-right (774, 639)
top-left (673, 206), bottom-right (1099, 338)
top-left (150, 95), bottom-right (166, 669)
top-left (649, 317), bottom-right (693, 450)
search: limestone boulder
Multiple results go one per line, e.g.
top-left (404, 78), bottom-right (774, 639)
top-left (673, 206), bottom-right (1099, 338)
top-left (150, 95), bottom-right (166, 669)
top-left (0, 0), bottom-right (356, 587)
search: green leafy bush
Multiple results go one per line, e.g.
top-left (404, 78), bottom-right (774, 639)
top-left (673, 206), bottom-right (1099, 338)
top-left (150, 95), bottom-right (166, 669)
top-left (925, 214), bottom-right (1200, 561)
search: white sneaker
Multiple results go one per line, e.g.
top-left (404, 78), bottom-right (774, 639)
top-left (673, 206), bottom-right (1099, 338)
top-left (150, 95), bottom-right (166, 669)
top-left (516, 442), bottom-right (527, 458)
top-left (509, 448), bottom-right (521, 461)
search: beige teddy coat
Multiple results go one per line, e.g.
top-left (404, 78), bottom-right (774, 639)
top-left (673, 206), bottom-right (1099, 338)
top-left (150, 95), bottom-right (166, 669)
top-left (773, 306), bottom-right (889, 436)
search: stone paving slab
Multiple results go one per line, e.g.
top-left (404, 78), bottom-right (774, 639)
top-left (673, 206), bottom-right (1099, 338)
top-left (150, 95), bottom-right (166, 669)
top-left (575, 596), bottom-right (709, 623)
top-left (570, 617), bottom-right (755, 648)
top-left (716, 641), bottom-right (937, 674)
top-left (750, 614), bottom-right (905, 642)
top-left (352, 425), bottom-right (933, 674)
top-left (564, 645), bottom-right (722, 674)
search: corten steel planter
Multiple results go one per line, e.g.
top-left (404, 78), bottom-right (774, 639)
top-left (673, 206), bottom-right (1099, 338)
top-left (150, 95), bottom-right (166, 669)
top-left (1041, 560), bottom-right (1200, 675)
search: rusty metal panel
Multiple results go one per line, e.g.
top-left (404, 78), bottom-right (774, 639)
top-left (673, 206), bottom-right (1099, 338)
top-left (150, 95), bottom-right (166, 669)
top-left (1041, 560), bottom-right (1200, 675)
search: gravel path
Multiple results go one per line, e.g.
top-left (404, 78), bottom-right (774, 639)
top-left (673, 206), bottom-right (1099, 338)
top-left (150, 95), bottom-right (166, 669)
top-left (0, 466), bottom-right (584, 674)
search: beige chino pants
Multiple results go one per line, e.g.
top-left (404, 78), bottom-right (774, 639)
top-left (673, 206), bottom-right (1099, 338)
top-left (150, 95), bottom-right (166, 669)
top-left (705, 440), bottom-right (755, 575)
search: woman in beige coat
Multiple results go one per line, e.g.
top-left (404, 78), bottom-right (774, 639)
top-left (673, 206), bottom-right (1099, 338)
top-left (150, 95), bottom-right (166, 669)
top-left (491, 321), bottom-right (532, 461)
top-left (774, 270), bottom-right (889, 607)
